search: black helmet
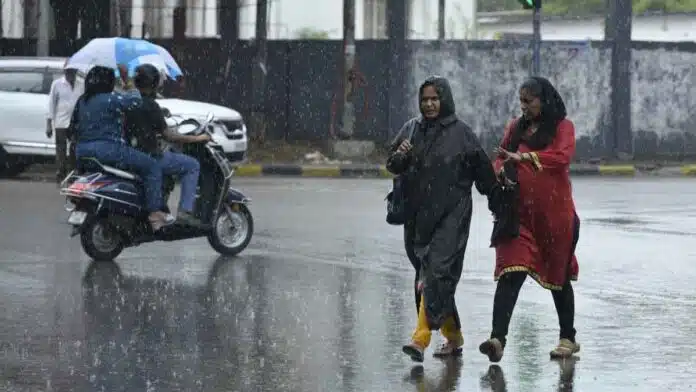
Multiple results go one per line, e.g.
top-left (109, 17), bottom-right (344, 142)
top-left (134, 63), bottom-right (161, 89)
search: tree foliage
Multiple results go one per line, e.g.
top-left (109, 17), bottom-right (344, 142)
top-left (294, 27), bottom-right (331, 40)
top-left (478, 0), bottom-right (696, 15)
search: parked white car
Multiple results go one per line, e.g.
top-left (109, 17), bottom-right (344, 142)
top-left (0, 57), bottom-right (248, 177)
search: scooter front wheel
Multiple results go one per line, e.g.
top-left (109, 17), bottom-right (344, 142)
top-left (207, 203), bottom-right (253, 256)
top-left (80, 216), bottom-right (125, 261)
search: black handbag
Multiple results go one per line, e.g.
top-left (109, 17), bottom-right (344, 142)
top-left (385, 121), bottom-right (417, 225)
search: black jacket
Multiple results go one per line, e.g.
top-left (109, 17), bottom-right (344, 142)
top-left (385, 76), bottom-right (501, 328)
top-left (386, 76), bottom-right (499, 242)
top-left (123, 93), bottom-right (168, 157)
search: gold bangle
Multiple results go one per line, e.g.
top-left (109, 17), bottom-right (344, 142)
top-left (527, 152), bottom-right (542, 171)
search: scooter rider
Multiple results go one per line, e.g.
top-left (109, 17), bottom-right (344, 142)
top-left (125, 63), bottom-right (210, 226)
top-left (73, 65), bottom-right (172, 232)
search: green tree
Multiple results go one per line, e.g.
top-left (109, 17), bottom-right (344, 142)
top-left (294, 27), bottom-right (331, 40)
top-left (478, 0), bottom-right (696, 15)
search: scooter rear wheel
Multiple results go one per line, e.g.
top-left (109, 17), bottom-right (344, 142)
top-left (80, 217), bottom-right (125, 261)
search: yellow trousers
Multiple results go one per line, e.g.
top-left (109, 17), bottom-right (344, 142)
top-left (411, 294), bottom-right (463, 348)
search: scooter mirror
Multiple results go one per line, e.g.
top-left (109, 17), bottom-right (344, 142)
top-left (165, 117), bottom-right (178, 128)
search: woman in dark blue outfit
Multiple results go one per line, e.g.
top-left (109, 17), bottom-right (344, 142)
top-left (73, 66), bottom-right (170, 230)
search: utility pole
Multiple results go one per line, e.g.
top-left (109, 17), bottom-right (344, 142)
top-left (387, 0), bottom-right (407, 140)
top-left (219, 0), bottom-right (239, 105)
top-left (437, 0), bottom-right (445, 40)
top-left (517, 0), bottom-right (541, 75)
top-left (341, 0), bottom-right (356, 139)
top-left (37, 0), bottom-right (51, 56)
top-left (531, 2), bottom-right (540, 75)
top-left (251, 0), bottom-right (268, 143)
top-left (173, 0), bottom-right (186, 41)
top-left (607, 0), bottom-right (633, 159)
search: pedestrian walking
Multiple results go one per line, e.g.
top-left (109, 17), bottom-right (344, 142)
top-left (47, 64), bottom-right (83, 183)
top-left (387, 75), bottom-right (500, 362)
top-left (479, 76), bottom-right (581, 363)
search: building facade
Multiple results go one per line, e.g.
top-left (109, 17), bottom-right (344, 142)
top-left (2, 0), bottom-right (695, 42)
top-left (477, 12), bottom-right (696, 41)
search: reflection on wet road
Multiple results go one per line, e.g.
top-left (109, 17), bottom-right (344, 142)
top-left (0, 178), bottom-right (695, 391)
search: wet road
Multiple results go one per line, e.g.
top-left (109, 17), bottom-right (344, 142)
top-left (0, 177), bottom-right (695, 392)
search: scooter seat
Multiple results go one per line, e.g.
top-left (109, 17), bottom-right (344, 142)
top-left (78, 157), bottom-right (142, 182)
top-left (99, 164), bottom-right (141, 182)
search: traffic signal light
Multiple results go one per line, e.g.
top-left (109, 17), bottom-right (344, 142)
top-left (518, 0), bottom-right (541, 9)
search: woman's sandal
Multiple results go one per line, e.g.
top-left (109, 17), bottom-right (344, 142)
top-left (479, 338), bottom-right (504, 363)
top-left (549, 339), bottom-right (580, 359)
top-left (149, 212), bottom-right (174, 232)
top-left (402, 342), bottom-right (425, 363)
top-left (433, 340), bottom-right (463, 358)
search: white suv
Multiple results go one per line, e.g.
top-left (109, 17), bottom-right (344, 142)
top-left (0, 57), bottom-right (248, 177)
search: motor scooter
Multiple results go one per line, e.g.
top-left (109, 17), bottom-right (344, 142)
top-left (60, 113), bottom-right (253, 261)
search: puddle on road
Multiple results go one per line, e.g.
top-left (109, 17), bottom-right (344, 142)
top-left (584, 217), bottom-right (670, 233)
top-left (586, 217), bottom-right (651, 226)
top-left (586, 216), bottom-right (696, 236)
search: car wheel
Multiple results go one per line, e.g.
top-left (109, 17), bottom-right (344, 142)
top-left (0, 152), bottom-right (29, 178)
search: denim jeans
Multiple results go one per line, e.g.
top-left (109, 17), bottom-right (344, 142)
top-left (158, 151), bottom-right (200, 212)
top-left (76, 140), bottom-right (162, 212)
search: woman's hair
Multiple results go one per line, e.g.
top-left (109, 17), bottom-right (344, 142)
top-left (82, 66), bottom-right (116, 102)
top-left (508, 76), bottom-right (567, 150)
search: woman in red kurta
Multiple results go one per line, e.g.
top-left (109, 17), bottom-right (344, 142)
top-left (478, 77), bottom-right (581, 363)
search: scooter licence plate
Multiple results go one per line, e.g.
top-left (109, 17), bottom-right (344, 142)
top-left (68, 211), bottom-right (87, 225)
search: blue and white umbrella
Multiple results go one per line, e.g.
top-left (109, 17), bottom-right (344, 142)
top-left (127, 44), bottom-right (183, 79)
top-left (126, 54), bottom-right (173, 79)
top-left (66, 37), bottom-right (183, 79)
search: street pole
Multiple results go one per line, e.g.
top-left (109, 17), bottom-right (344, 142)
top-left (531, 4), bottom-right (541, 75)
top-left (219, 0), bottom-right (239, 105)
top-left (607, 0), bottom-right (633, 159)
top-left (437, 0), bottom-right (445, 40)
top-left (387, 0), bottom-right (407, 141)
top-left (341, 0), bottom-right (356, 139)
top-left (37, 0), bottom-right (51, 56)
top-left (252, 0), bottom-right (268, 143)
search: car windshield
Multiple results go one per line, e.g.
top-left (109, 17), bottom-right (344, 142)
top-left (0, 71), bottom-right (45, 93)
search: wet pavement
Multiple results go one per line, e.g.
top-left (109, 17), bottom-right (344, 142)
top-left (0, 177), bottom-right (695, 392)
